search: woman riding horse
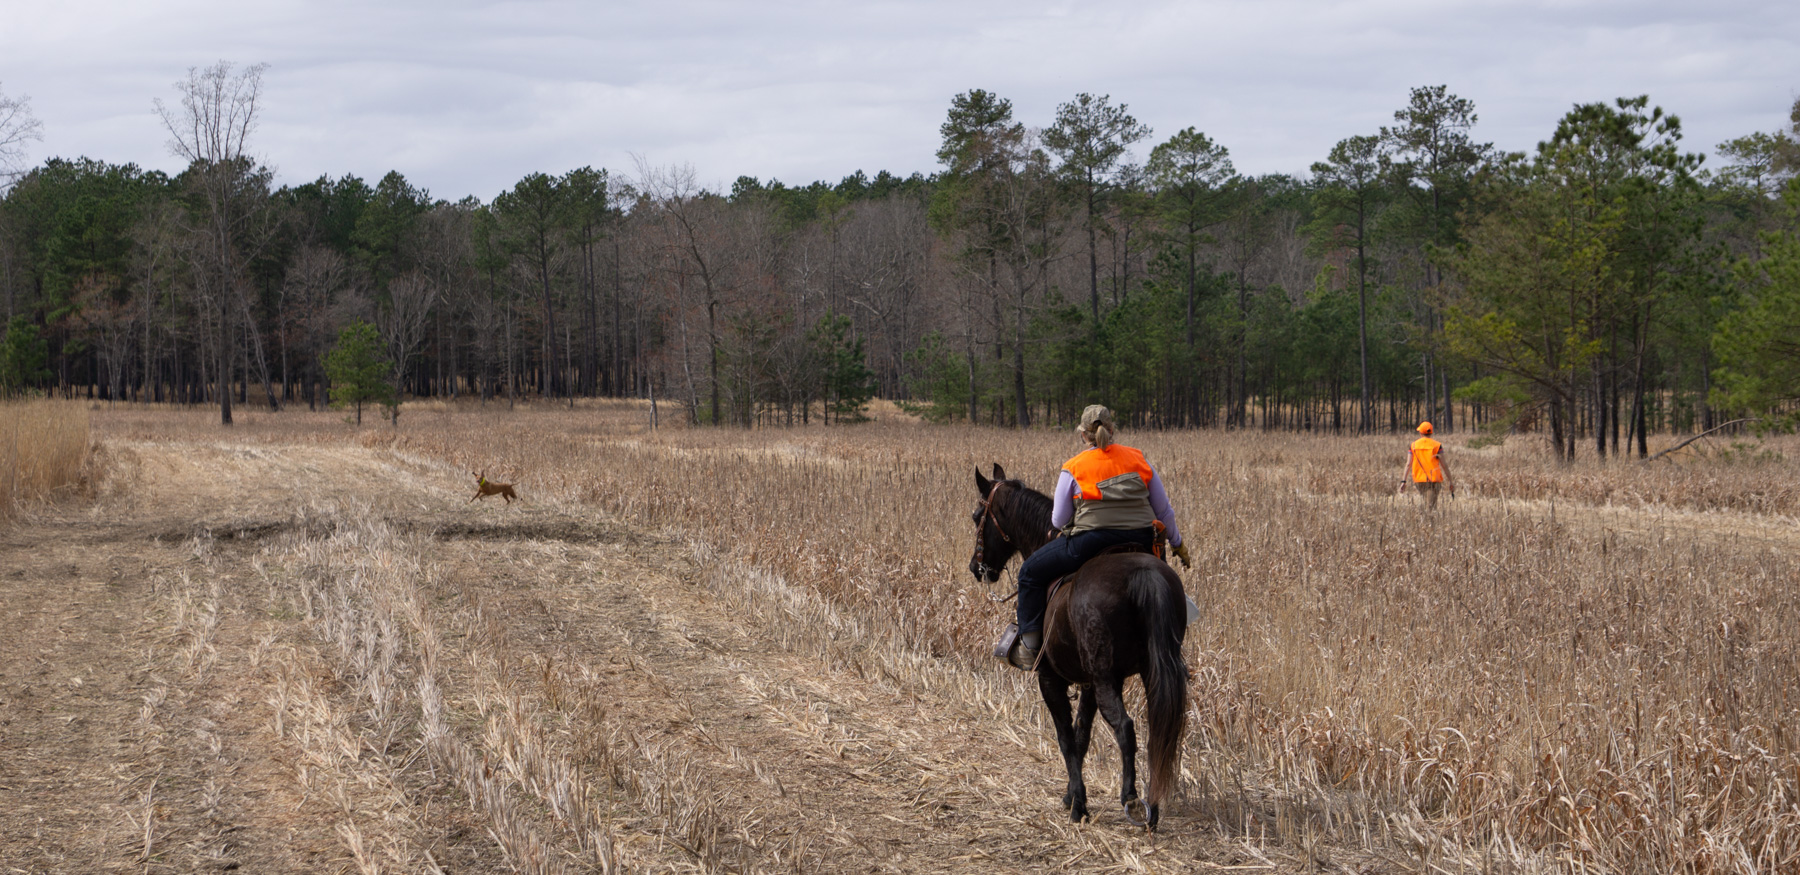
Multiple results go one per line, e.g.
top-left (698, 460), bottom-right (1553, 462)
top-left (1010, 405), bottom-right (1192, 669)
top-left (970, 414), bottom-right (1193, 829)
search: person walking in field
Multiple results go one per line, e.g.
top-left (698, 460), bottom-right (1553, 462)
top-left (1402, 421), bottom-right (1454, 509)
top-left (1012, 405), bottom-right (1191, 669)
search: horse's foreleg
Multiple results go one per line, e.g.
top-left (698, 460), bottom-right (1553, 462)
top-left (1038, 672), bottom-right (1088, 822)
top-left (1093, 680), bottom-right (1140, 816)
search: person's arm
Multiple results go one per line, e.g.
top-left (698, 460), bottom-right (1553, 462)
top-left (1147, 469), bottom-right (1192, 568)
top-left (1146, 469), bottom-right (1183, 547)
top-left (1048, 470), bottom-right (1075, 539)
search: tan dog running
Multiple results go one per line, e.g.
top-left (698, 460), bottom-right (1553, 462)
top-left (468, 473), bottom-right (518, 504)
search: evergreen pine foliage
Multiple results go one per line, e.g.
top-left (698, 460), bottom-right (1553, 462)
top-left (0, 317), bottom-right (51, 397)
top-left (323, 321), bottom-right (393, 426)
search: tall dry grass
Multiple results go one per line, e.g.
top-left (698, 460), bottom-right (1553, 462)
top-left (93, 402), bottom-right (1800, 871)
top-left (0, 398), bottom-right (92, 523)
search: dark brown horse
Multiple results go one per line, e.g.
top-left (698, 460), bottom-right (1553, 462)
top-left (971, 464), bottom-right (1189, 829)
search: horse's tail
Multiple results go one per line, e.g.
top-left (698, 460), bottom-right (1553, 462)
top-left (1128, 561), bottom-right (1188, 818)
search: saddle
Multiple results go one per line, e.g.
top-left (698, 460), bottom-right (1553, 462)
top-left (991, 528), bottom-right (1185, 666)
top-left (991, 539), bottom-right (1163, 661)
top-left (1097, 541), bottom-right (1158, 559)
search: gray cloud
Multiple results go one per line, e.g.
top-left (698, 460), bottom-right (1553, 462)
top-left (4, 0), bottom-right (1795, 200)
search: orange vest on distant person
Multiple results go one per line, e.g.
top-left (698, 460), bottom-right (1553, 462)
top-left (1061, 444), bottom-right (1158, 533)
top-left (1409, 436), bottom-right (1444, 483)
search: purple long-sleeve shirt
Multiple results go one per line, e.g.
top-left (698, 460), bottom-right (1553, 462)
top-left (1049, 467), bottom-right (1184, 547)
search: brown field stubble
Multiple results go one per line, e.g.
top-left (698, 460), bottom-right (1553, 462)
top-left (85, 402), bottom-right (1800, 871)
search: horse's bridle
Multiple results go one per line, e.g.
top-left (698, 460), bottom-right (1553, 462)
top-left (971, 482), bottom-right (1015, 582)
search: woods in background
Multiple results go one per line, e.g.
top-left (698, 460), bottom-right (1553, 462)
top-left (3, 66), bottom-right (1799, 453)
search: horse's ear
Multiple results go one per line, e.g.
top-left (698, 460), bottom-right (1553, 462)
top-left (975, 467), bottom-right (993, 497)
top-left (992, 462), bottom-right (1007, 481)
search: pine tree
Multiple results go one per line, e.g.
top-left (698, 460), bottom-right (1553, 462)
top-left (323, 321), bottom-right (393, 426)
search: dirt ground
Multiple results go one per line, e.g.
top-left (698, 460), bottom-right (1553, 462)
top-left (0, 439), bottom-right (1384, 874)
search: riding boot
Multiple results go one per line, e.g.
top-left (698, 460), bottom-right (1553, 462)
top-left (1010, 630), bottom-right (1041, 671)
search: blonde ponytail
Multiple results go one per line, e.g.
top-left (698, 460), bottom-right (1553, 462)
top-left (1079, 405), bottom-right (1117, 449)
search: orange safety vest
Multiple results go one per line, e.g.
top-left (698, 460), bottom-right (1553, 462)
top-left (1409, 436), bottom-right (1444, 483)
top-left (1061, 444), bottom-right (1158, 534)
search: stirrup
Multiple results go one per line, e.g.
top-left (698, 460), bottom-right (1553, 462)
top-left (992, 622), bottom-right (1019, 660)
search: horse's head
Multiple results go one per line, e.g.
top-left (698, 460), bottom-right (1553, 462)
top-left (970, 463), bottom-right (1017, 583)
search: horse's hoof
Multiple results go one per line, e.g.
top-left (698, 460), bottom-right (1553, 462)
top-left (1061, 791), bottom-right (1073, 810)
top-left (1122, 798), bottom-right (1149, 828)
top-left (1070, 806), bottom-right (1089, 823)
top-left (1146, 803), bottom-right (1161, 832)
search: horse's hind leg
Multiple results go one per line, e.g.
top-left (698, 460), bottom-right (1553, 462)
top-left (1038, 672), bottom-right (1089, 822)
top-left (1093, 679), bottom-right (1141, 816)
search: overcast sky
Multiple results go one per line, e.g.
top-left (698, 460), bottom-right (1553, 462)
top-left (3, 0), bottom-right (1795, 202)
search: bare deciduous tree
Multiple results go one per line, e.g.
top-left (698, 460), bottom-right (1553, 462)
top-left (155, 61), bottom-right (272, 423)
top-left (829, 197), bottom-right (931, 399)
top-left (70, 276), bottom-right (138, 401)
top-left (280, 244), bottom-right (356, 409)
top-left (635, 160), bottom-right (734, 424)
top-left (377, 270), bottom-right (439, 412)
top-left (0, 83), bottom-right (43, 191)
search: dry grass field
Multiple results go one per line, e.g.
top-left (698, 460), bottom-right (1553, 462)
top-left (3, 398), bottom-right (1798, 873)
top-left (0, 399), bottom-right (94, 524)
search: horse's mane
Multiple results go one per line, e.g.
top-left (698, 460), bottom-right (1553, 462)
top-left (993, 479), bottom-right (1053, 543)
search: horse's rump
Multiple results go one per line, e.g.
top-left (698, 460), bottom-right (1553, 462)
top-left (1044, 552), bottom-right (1182, 677)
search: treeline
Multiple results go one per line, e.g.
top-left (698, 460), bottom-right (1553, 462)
top-left (2, 64), bottom-right (1799, 454)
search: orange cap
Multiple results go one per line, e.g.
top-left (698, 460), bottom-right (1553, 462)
top-left (1417, 421), bottom-right (1433, 434)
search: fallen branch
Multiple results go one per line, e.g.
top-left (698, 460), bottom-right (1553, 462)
top-left (1644, 418), bottom-right (1755, 462)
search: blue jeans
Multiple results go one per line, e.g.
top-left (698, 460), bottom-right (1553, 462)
top-left (1016, 527), bottom-right (1155, 636)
